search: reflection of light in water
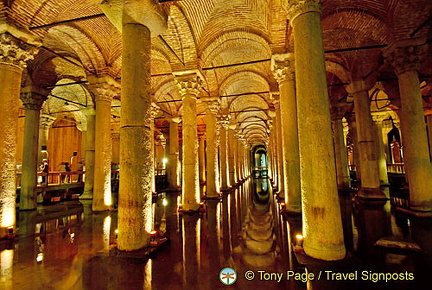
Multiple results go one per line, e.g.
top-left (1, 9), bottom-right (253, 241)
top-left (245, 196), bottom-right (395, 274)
top-left (1, 249), bottom-right (14, 283)
top-left (104, 172), bottom-right (112, 206)
top-left (103, 216), bottom-right (111, 248)
top-left (144, 258), bottom-right (152, 288)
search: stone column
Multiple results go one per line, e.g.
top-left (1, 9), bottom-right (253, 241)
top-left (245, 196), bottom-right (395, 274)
top-left (111, 132), bottom-right (120, 165)
top-left (388, 40), bottom-right (432, 214)
top-left (19, 91), bottom-right (47, 210)
top-left (174, 71), bottom-right (202, 212)
top-left (202, 98), bottom-right (220, 197)
top-left (103, 0), bottom-right (167, 251)
top-left (371, 115), bottom-right (389, 185)
top-left (346, 115), bottom-right (361, 179)
top-left (198, 133), bottom-right (206, 186)
top-left (271, 54), bottom-right (301, 212)
top-left (427, 114), bottom-right (432, 160)
top-left (331, 108), bottom-right (351, 189)
top-left (218, 115), bottom-right (230, 190)
top-left (228, 121), bottom-right (237, 186)
top-left (0, 32), bottom-right (38, 233)
top-left (88, 76), bottom-right (119, 211)
top-left (167, 117), bottom-right (181, 190)
top-left (347, 81), bottom-right (382, 197)
top-left (81, 108), bottom-right (96, 199)
top-left (274, 100), bottom-right (285, 194)
top-left (38, 115), bottom-right (56, 164)
top-left (149, 103), bottom-right (160, 194)
top-left (286, 0), bottom-right (345, 260)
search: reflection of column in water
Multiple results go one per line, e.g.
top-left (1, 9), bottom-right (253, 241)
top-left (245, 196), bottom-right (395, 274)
top-left (206, 200), bottom-right (221, 284)
top-left (182, 215), bottom-right (201, 289)
top-left (0, 249), bottom-right (14, 287)
top-left (230, 192), bottom-right (238, 249)
top-left (144, 259), bottom-right (152, 289)
top-left (222, 194), bottom-right (232, 259)
top-left (103, 216), bottom-right (111, 249)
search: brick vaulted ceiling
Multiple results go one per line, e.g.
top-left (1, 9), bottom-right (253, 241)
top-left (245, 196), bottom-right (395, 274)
top-left (5, 0), bottom-right (432, 146)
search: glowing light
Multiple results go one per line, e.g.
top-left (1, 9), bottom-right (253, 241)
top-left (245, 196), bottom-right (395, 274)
top-left (295, 234), bottom-right (304, 247)
top-left (114, 229), bottom-right (118, 234)
top-left (162, 157), bottom-right (168, 164)
top-left (162, 198), bottom-right (168, 207)
top-left (150, 230), bottom-right (157, 236)
top-left (36, 253), bottom-right (44, 263)
top-left (1, 249), bottom-right (14, 282)
top-left (103, 216), bottom-right (111, 248)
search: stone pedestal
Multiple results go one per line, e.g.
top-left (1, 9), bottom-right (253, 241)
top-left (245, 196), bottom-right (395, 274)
top-left (287, 0), bottom-right (345, 260)
top-left (81, 108), bottom-right (96, 199)
top-left (175, 71), bottom-right (202, 212)
top-left (388, 41), bottom-right (432, 214)
top-left (88, 76), bottom-right (119, 211)
top-left (19, 91), bottom-right (47, 210)
top-left (271, 54), bottom-right (301, 212)
top-left (203, 98), bottom-right (220, 197)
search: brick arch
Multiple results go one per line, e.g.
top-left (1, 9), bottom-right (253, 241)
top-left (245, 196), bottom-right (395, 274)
top-left (220, 70), bottom-right (270, 97)
top-left (153, 79), bottom-right (182, 117)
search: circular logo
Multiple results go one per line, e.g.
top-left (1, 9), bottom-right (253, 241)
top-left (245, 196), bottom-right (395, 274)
top-left (219, 267), bottom-right (237, 285)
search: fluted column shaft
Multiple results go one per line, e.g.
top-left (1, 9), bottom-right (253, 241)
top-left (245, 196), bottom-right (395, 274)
top-left (287, 0), bottom-right (345, 260)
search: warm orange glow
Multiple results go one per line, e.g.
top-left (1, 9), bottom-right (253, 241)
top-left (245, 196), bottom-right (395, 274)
top-left (150, 230), bottom-right (157, 236)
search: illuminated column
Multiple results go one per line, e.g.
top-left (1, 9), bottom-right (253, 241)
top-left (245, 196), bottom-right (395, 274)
top-left (103, 0), bottom-right (167, 251)
top-left (274, 99), bottom-right (285, 194)
top-left (88, 76), bottom-right (119, 211)
top-left (198, 133), bottom-right (206, 186)
top-left (38, 114), bottom-right (55, 164)
top-left (271, 54), bottom-right (301, 212)
top-left (0, 31), bottom-right (38, 234)
top-left (111, 132), bottom-right (120, 165)
top-left (81, 108), bottom-right (96, 199)
top-left (218, 115), bottom-right (230, 190)
top-left (167, 117), bottom-right (181, 190)
top-left (235, 132), bottom-right (244, 181)
top-left (331, 108), bottom-right (351, 189)
top-left (347, 81), bottom-right (382, 197)
top-left (371, 115), bottom-right (389, 185)
top-left (202, 98), bottom-right (220, 197)
top-left (149, 103), bottom-right (160, 194)
top-left (388, 40), bottom-right (432, 214)
top-left (175, 71), bottom-right (202, 212)
top-left (287, 0), bottom-right (345, 260)
top-left (19, 91), bottom-right (47, 210)
top-left (346, 115), bottom-right (361, 179)
top-left (427, 114), bottom-right (432, 160)
top-left (228, 121), bottom-right (237, 186)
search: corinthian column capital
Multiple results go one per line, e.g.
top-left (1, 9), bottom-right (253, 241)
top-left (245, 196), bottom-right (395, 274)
top-left (20, 92), bottom-right (47, 110)
top-left (202, 97), bottom-right (221, 115)
top-left (284, 0), bottom-right (322, 22)
top-left (0, 32), bottom-right (39, 69)
top-left (386, 39), bottom-right (428, 75)
top-left (173, 70), bottom-right (203, 97)
top-left (88, 75), bottom-right (120, 102)
top-left (271, 53), bottom-right (295, 83)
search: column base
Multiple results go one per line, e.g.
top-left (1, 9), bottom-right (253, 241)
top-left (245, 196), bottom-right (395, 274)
top-left (165, 186), bottom-right (181, 193)
top-left (203, 194), bottom-right (221, 200)
top-left (396, 206), bottom-right (432, 218)
top-left (357, 188), bottom-right (388, 200)
top-left (80, 192), bottom-right (93, 200)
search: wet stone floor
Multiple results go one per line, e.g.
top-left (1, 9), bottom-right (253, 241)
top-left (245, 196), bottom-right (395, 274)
top-left (1, 178), bottom-right (431, 289)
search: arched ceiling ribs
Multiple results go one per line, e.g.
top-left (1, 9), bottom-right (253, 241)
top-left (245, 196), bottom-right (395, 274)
top-left (153, 79), bottom-right (182, 117)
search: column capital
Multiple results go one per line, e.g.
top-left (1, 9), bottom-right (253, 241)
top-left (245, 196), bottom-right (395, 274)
top-left (330, 107), bottom-right (346, 121)
top-left (346, 79), bottom-right (375, 95)
top-left (386, 39), bottom-right (428, 75)
top-left (202, 97), bottom-right (221, 115)
top-left (284, 0), bottom-right (322, 23)
top-left (111, 132), bottom-right (120, 140)
top-left (0, 31), bottom-right (39, 69)
top-left (271, 53), bottom-right (295, 83)
top-left (167, 116), bottom-right (181, 124)
top-left (40, 114), bottom-right (56, 129)
top-left (173, 70), bottom-right (203, 97)
top-left (20, 92), bottom-right (47, 110)
top-left (217, 114), bottom-right (230, 129)
top-left (145, 102), bottom-right (160, 126)
top-left (87, 75), bottom-right (120, 102)
top-left (100, 0), bottom-right (168, 35)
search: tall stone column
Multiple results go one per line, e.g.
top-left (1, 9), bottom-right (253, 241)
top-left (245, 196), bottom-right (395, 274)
top-left (218, 115), bottom-right (230, 190)
top-left (346, 115), bottom-right (361, 179)
top-left (88, 76), bottom-right (119, 211)
top-left (38, 114), bottom-right (56, 164)
top-left (228, 121), bottom-right (237, 186)
top-left (274, 100), bottom-right (285, 194)
top-left (427, 114), bottom-right (432, 160)
top-left (111, 132), bottom-right (120, 165)
top-left (19, 91), bottom-right (47, 210)
top-left (371, 115), bottom-right (389, 185)
top-left (198, 133), bottom-right (206, 186)
top-left (271, 54), bottom-right (301, 212)
top-left (388, 40), bottom-right (432, 214)
top-left (331, 108), bottom-right (351, 189)
top-left (167, 117), bottom-right (181, 190)
top-left (102, 0), bottom-right (167, 251)
top-left (347, 81), bottom-right (382, 197)
top-left (81, 108), bottom-right (96, 199)
top-left (174, 71), bottom-right (202, 212)
top-left (286, 0), bottom-right (345, 260)
top-left (149, 103), bottom-right (160, 194)
top-left (202, 98), bottom-right (220, 197)
top-left (0, 31), bottom-right (38, 233)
